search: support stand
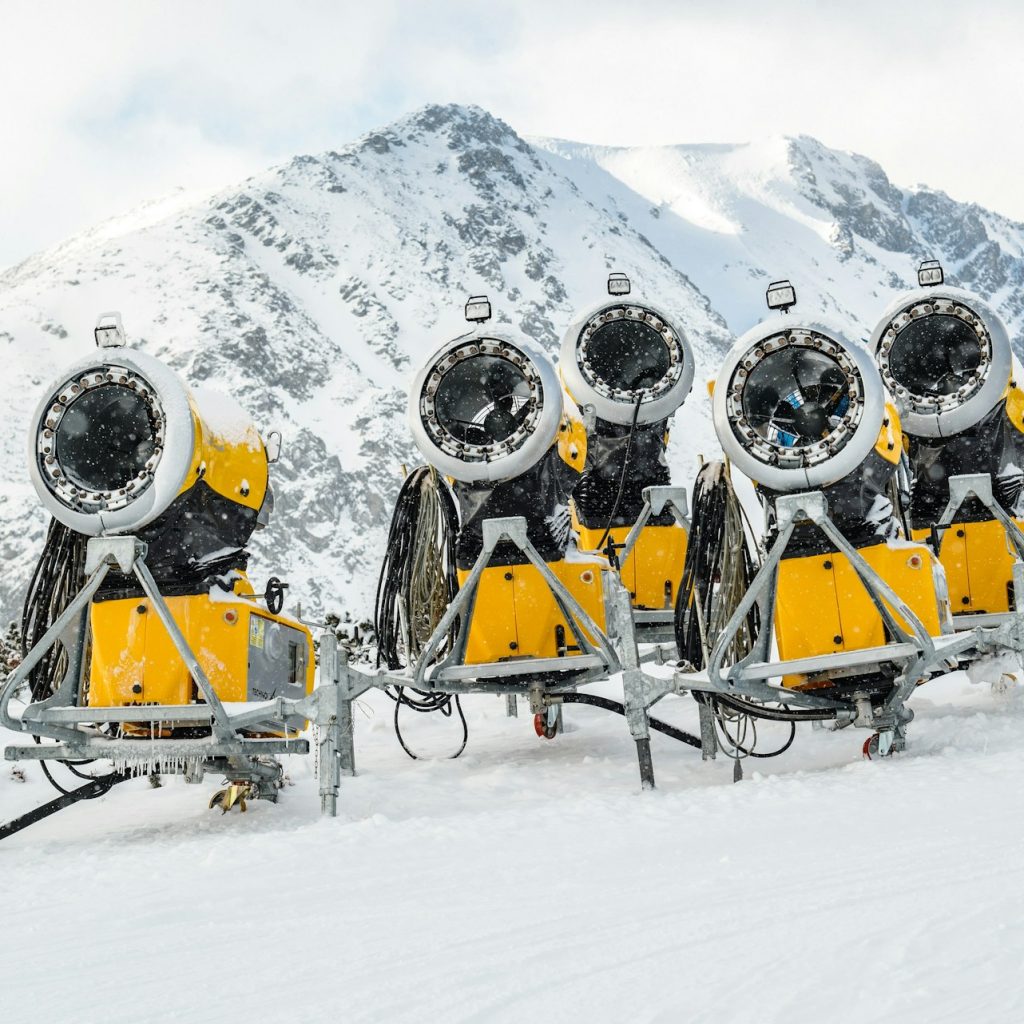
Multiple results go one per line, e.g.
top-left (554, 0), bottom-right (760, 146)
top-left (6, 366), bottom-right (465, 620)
top-left (0, 535), bottom-right (345, 813)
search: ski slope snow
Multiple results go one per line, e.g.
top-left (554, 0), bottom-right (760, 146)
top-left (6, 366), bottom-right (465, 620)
top-left (2, 670), bottom-right (1023, 1024)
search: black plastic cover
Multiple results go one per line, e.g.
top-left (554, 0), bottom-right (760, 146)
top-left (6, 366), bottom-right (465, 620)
top-left (760, 448), bottom-right (901, 557)
top-left (95, 479), bottom-right (256, 598)
top-left (906, 399), bottom-right (1024, 528)
top-left (454, 446), bottom-right (580, 568)
top-left (572, 417), bottom-right (673, 529)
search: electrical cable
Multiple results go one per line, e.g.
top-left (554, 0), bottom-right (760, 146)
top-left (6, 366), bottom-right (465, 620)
top-left (374, 466), bottom-right (467, 759)
top-left (594, 392), bottom-right (644, 555)
top-left (0, 770), bottom-right (130, 842)
top-left (385, 685), bottom-right (468, 760)
top-left (559, 692), bottom-right (702, 749)
top-left (673, 461), bottom-right (813, 762)
top-left (21, 517), bottom-right (87, 703)
top-left (706, 690), bottom-right (837, 722)
top-left (17, 517), bottom-right (125, 793)
top-left (675, 460), bottom-right (759, 670)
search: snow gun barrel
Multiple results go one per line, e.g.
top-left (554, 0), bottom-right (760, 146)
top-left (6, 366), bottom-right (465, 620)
top-left (559, 297), bottom-right (694, 427)
top-left (408, 329), bottom-right (575, 485)
top-left (870, 285), bottom-right (1012, 439)
top-left (407, 325), bottom-right (589, 569)
top-left (27, 315), bottom-right (272, 560)
top-left (711, 316), bottom-right (889, 494)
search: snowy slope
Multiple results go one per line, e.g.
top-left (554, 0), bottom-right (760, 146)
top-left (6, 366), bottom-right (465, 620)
top-left (0, 104), bottom-right (728, 624)
top-left (537, 135), bottom-right (1024, 341)
top-left (2, 671), bottom-right (1023, 1023)
top-left (4, 105), bottom-right (1024, 625)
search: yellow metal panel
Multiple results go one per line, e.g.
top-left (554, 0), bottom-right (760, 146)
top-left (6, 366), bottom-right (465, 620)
top-left (457, 559), bottom-right (606, 664)
top-left (1004, 379), bottom-right (1024, 436)
top-left (775, 554), bottom-right (845, 683)
top-left (176, 398), bottom-right (269, 511)
top-left (87, 572), bottom-right (313, 708)
top-left (873, 402), bottom-right (902, 466)
top-left (775, 541), bottom-right (942, 688)
top-left (576, 523), bottom-right (687, 611)
top-left (555, 398), bottom-right (588, 473)
top-left (630, 525), bottom-right (688, 610)
top-left (88, 597), bottom-right (150, 706)
top-left (963, 520), bottom-right (1019, 613)
top-left (577, 524), bottom-right (635, 598)
top-left (916, 519), bottom-right (1022, 614)
top-left (457, 565), bottom-right (518, 663)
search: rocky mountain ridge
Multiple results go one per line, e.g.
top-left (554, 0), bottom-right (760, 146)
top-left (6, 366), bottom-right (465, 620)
top-left (2, 103), bottom-right (1022, 622)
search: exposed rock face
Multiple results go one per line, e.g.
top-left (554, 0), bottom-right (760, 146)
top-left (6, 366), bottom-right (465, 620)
top-left (0, 104), bottom-right (728, 622)
top-left (3, 105), bottom-right (1024, 624)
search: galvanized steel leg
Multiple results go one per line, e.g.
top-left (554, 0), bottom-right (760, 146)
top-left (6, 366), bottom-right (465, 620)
top-left (319, 718), bottom-right (340, 817)
top-left (698, 697), bottom-right (718, 761)
top-left (316, 633), bottom-right (343, 817)
top-left (634, 736), bottom-right (655, 790)
top-left (606, 573), bottom-right (656, 789)
top-left (337, 696), bottom-right (355, 777)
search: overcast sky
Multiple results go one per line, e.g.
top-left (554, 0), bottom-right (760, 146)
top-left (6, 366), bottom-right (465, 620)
top-left (2, 0), bottom-right (1021, 268)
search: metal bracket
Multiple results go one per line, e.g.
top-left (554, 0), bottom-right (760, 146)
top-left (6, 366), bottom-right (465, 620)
top-left (617, 486), bottom-right (690, 568)
top-left (937, 473), bottom-right (1024, 562)
top-left (84, 535), bottom-right (145, 576)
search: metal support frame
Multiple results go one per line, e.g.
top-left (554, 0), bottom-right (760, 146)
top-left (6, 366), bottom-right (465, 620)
top-left (1, 535), bottom-right (346, 810)
top-left (614, 486), bottom-right (690, 644)
top-left (15, 481), bottom-right (1024, 821)
top-left (418, 516), bottom-right (621, 687)
top-left (317, 515), bottom-right (675, 786)
top-left (661, 489), bottom-right (1024, 749)
top-left (934, 473), bottom-right (1024, 629)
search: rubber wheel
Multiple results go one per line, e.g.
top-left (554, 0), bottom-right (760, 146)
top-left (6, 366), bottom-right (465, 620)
top-left (534, 713), bottom-right (557, 739)
top-left (862, 734), bottom-right (879, 760)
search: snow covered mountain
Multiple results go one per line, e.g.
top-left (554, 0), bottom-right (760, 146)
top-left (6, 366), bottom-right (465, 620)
top-left (2, 103), bottom-right (1024, 623)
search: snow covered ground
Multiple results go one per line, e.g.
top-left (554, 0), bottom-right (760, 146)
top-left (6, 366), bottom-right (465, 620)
top-left (2, 669), bottom-right (1022, 1023)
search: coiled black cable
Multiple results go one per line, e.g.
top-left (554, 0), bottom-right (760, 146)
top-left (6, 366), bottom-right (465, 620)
top-left (674, 463), bottom-right (810, 761)
top-left (18, 517), bottom-right (123, 794)
top-left (675, 462), bottom-right (759, 669)
top-left (21, 518), bottom-right (88, 703)
top-left (374, 467), bottom-right (466, 758)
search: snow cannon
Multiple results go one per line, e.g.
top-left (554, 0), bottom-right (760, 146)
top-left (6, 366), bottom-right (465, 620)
top-left (560, 274), bottom-right (692, 640)
top-left (400, 295), bottom-right (610, 673)
top-left (703, 281), bottom-right (950, 706)
top-left (29, 314), bottom-right (277, 565)
top-left (869, 260), bottom-right (1024, 624)
top-left (2, 313), bottom-right (316, 823)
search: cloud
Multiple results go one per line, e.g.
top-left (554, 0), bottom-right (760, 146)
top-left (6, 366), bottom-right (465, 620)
top-left (2, 0), bottom-right (1021, 267)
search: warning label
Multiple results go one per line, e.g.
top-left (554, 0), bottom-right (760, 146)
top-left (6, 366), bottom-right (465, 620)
top-left (249, 615), bottom-right (265, 650)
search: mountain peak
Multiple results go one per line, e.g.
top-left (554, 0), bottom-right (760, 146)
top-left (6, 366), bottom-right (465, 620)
top-left (3, 105), bottom-right (1024, 627)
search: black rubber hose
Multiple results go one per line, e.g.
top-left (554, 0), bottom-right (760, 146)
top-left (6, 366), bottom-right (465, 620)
top-left (0, 771), bottom-right (130, 842)
top-left (560, 692), bottom-right (702, 749)
top-left (700, 690), bottom-right (837, 722)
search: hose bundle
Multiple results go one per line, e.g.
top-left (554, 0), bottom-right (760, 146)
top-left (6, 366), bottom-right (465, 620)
top-left (673, 462), bottom-right (809, 767)
top-left (17, 517), bottom-right (122, 796)
top-left (674, 461), bottom-right (758, 670)
top-left (373, 466), bottom-right (466, 759)
top-left (20, 517), bottom-right (88, 702)
top-left (374, 466), bottom-right (460, 671)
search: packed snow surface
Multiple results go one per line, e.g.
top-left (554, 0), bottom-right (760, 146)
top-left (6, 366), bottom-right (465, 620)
top-left (2, 670), bottom-right (1022, 1023)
